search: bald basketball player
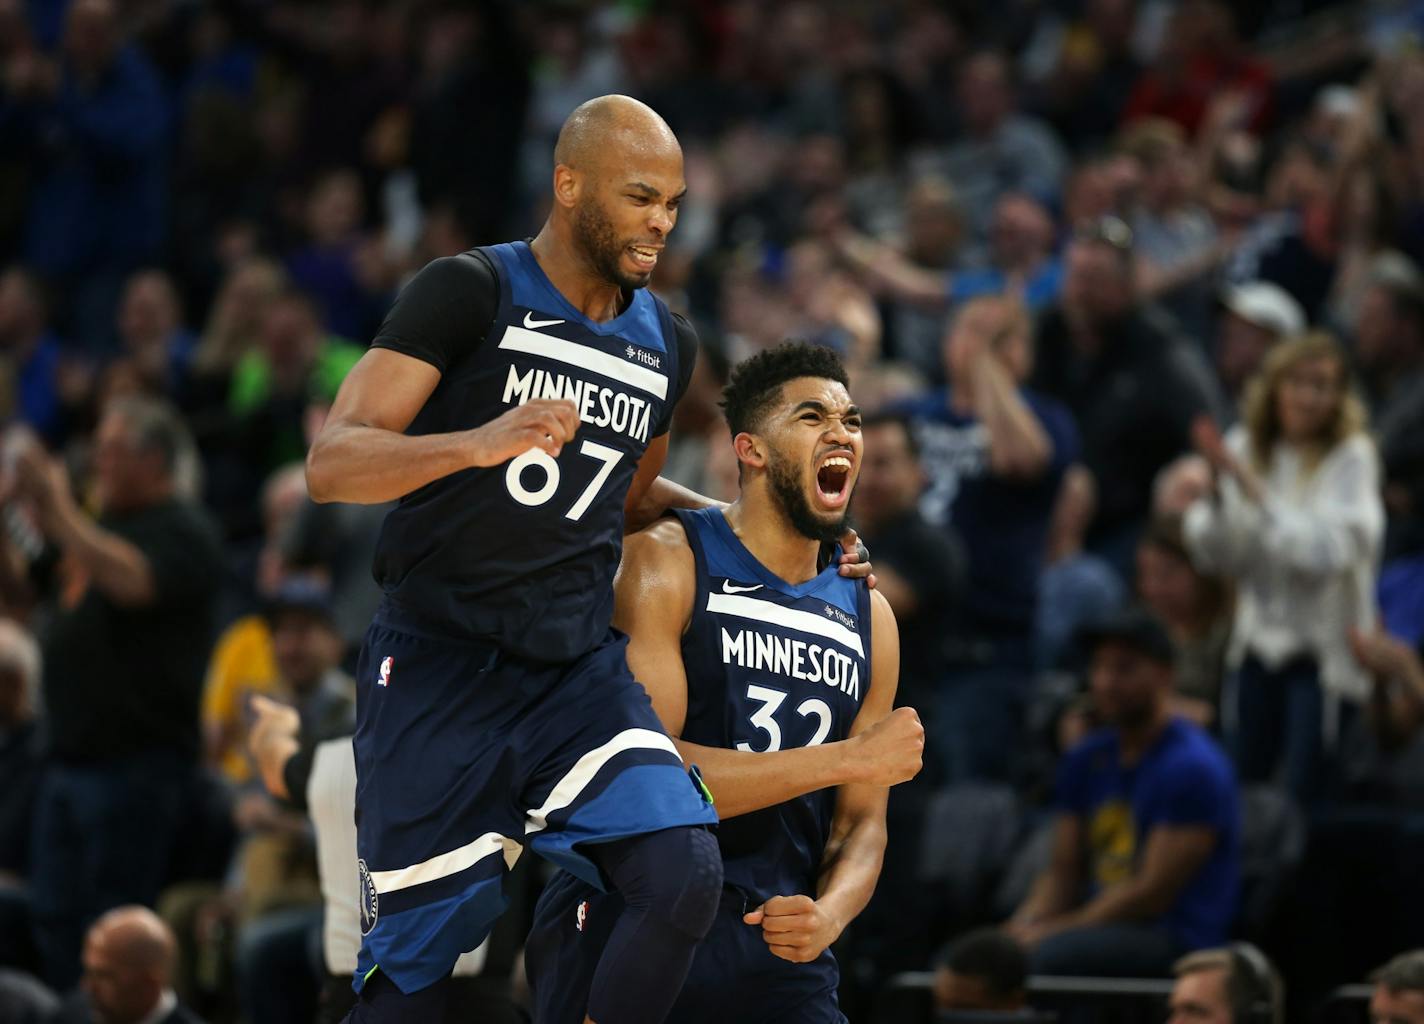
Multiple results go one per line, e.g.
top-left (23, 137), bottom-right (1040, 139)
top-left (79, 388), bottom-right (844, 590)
top-left (308, 96), bottom-right (867, 1024)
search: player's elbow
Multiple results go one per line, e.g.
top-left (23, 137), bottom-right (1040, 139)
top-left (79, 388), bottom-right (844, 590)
top-left (305, 438), bottom-right (339, 504)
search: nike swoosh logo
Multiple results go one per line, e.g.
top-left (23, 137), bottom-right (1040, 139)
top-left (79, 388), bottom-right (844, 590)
top-left (523, 312), bottom-right (565, 329)
top-left (722, 581), bottom-right (763, 594)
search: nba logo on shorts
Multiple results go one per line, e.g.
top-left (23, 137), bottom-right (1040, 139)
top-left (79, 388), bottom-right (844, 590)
top-left (377, 656), bottom-right (393, 687)
top-left (575, 900), bottom-right (589, 933)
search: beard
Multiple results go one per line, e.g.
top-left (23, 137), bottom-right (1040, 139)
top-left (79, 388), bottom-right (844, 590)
top-left (572, 197), bottom-right (651, 291)
top-left (767, 447), bottom-right (847, 544)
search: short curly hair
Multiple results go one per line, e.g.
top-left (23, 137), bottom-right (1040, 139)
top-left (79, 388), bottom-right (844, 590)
top-left (719, 342), bottom-right (849, 437)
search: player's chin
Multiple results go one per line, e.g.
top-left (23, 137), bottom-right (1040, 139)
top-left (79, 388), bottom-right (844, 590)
top-left (617, 252), bottom-right (656, 289)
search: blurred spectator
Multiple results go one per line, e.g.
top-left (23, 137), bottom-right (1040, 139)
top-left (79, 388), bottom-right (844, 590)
top-left (201, 463), bottom-right (308, 784)
top-left (1185, 333), bottom-right (1383, 802)
top-left (1137, 519), bottom-right (1233, 728)
top-left (1033, 217), bottom-right (1225, 571)
top-left (1122, 0), bottom-right (1272, 138)
top-left (895, 296), bottom-right (1078, 784)
top-left (852, 413), bottom-right (966, 716)
top-left (284, 169), bottom-right (389, 343)
top-left (932, 928), bottom-right (1030, 1017)
top-left (1370, 950), bottom-right (1424, 1024)
top-left (1214, 281), bottom-right (1307, 411)
top-left (0, 618), bottom-right (42, 971)
top-left (1119, 118), bottom-right (1230, 340)
top-left (1, 399), bottom-right (223, 988)
top-left (189, 258), bottom-right (287, 412)
top-left (913, 51), bottom-right (1067, 260)
top-left (1007, 608), bottom-right (1239, 977)
top-left (1037, 465), bottom-right (1128, 671)
top-left (1167, 944), bottom-right (1283, 1024)
top-left (1341, 627), bottom-right (1424, 805)
top-left (0, 267), bottom-right (66, 443)
top-left (1352, 253), bottom-right (1424, 560)
top-left (831, 191), bottom-right (1062, 379)
top-left (49, 905), bottom-right (204, 1024)
top-left (224, 582), bottom-right (352, 1024)
top-left (115, 271), bottom-right (197, 407)
top-left (1032, 0), bottom-right (1142, 153)
top-left (223, 288), bottom-right (361, 495)
top-left (782, 238), bottom-right (882, 373)
top-left (0, 0), bottom-right (168, 350)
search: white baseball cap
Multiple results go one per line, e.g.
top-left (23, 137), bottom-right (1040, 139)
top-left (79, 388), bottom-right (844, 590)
top-left (1220, 282), bottom-right (1307, 337)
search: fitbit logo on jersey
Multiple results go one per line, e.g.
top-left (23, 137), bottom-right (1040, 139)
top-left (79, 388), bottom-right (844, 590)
top-left (624, 344), bottom-right (661, 369)
top-left (502, 365), bottom-right (653, 443)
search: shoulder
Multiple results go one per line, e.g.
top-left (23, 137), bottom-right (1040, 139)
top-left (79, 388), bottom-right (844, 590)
top-left (403, 250), bottom-right (498, 296)
top-left (1158, 720), bottom-right (1234, 785)
top-left (620, 517), bottom-right (695, 587)
top-left (1328, 431), bottom-right (1379, 468)
top-left (868, 587), bottom-right (897, 637)
top-left (669, 309), bottom-right (699, 347)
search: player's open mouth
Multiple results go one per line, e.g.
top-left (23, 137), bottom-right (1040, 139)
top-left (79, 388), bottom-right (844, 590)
top-left (627, 245), bottom-right (662, 271)
top-left (814, 452), bottom-right (854, 509)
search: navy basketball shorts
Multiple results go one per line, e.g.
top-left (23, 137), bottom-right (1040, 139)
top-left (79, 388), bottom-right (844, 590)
top-left (527, 872), bottom-right (846, 1024)
top-left (350, 604), bottom-right (718, 995)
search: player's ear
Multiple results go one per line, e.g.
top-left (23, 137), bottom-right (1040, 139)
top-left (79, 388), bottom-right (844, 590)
top-left (733, 431), bottom-right (766, 471)
top-left (551, 164), bottom-right (580, 210)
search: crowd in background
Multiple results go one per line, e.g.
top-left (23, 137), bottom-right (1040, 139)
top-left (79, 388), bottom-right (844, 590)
top-left (2, 0), bottom-right (1424, 1021)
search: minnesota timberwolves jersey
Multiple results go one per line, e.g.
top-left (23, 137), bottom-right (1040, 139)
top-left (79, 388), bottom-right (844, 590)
top-left (672, 507), bottom-right (872, 901)
top-left (371, 242), bottom-right (684, 663)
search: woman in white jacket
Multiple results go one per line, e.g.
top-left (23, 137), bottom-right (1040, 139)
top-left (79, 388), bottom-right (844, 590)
top-left (1183, 332), bottom-right (1383, 802)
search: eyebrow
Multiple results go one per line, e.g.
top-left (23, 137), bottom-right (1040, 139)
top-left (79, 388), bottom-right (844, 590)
top-left (626, 182), bottom-right (687, 201)
top-left (791, 400), bottom-right (861, 417)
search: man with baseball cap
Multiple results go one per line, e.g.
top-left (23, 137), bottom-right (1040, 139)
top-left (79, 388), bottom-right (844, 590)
top-left (1006, 607), bottom-right (1240, 978)
top-left (1216, 281), bottom-right (1306, 407)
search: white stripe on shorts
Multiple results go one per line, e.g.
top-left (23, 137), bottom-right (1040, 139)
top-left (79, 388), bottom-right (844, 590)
top-left (524, 727), bottom-right (680, 836)
top-left (368, 831), bottom-right (522, 894)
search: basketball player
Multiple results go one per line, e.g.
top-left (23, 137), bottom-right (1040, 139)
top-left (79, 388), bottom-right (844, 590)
top-left (305, 98), bottom-right (867, 1024)
top-left (528, 343), bottom-right (924, 1023)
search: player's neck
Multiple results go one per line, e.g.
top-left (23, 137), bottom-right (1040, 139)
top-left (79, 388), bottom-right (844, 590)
top-left (724, 494), bottom-right (822, 586)
top-left (529, 225), bottom-right (628, 323)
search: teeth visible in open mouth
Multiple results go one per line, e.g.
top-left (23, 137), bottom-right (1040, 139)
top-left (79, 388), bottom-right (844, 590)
top-left (822, 456), bottom-right (851, 470)
top-left (630, 246), bottom-right (659, 265)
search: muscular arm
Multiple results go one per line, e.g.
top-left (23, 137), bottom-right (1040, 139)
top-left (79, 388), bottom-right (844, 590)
top-left (306, 349), bottom-right (579, 504)
top-left (614, 524), bottom-right (918, 819)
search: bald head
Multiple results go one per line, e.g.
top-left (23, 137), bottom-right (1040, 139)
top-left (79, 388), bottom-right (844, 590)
top-left (546, 95), bottom-right (684, 292)
top-left (90, 906), bottom-right (175, 979)
top-left (554, 94), bottom-right (680, 175)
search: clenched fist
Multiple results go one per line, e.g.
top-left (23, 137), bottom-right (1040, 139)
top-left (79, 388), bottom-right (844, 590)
top-left (468, 399), bottom-right (581, 466)
top-left (743, 894), bottom-right (842, 963)
top-left (849, 706), bottom-right (924, 786)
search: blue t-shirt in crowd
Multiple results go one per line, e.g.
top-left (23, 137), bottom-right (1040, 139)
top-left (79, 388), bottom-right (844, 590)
top-left (893, 387), bottom-right (1078, 636)
top-left (1056, 717), bottom-right (1240, 951)
top-left (947, 259), bottom-right (1064, 311)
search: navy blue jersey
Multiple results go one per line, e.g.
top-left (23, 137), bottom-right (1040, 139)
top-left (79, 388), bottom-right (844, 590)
top-left (370, 242), bottom-right (694, 662)
top-left (672, 507), bottom-right (873, 901)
